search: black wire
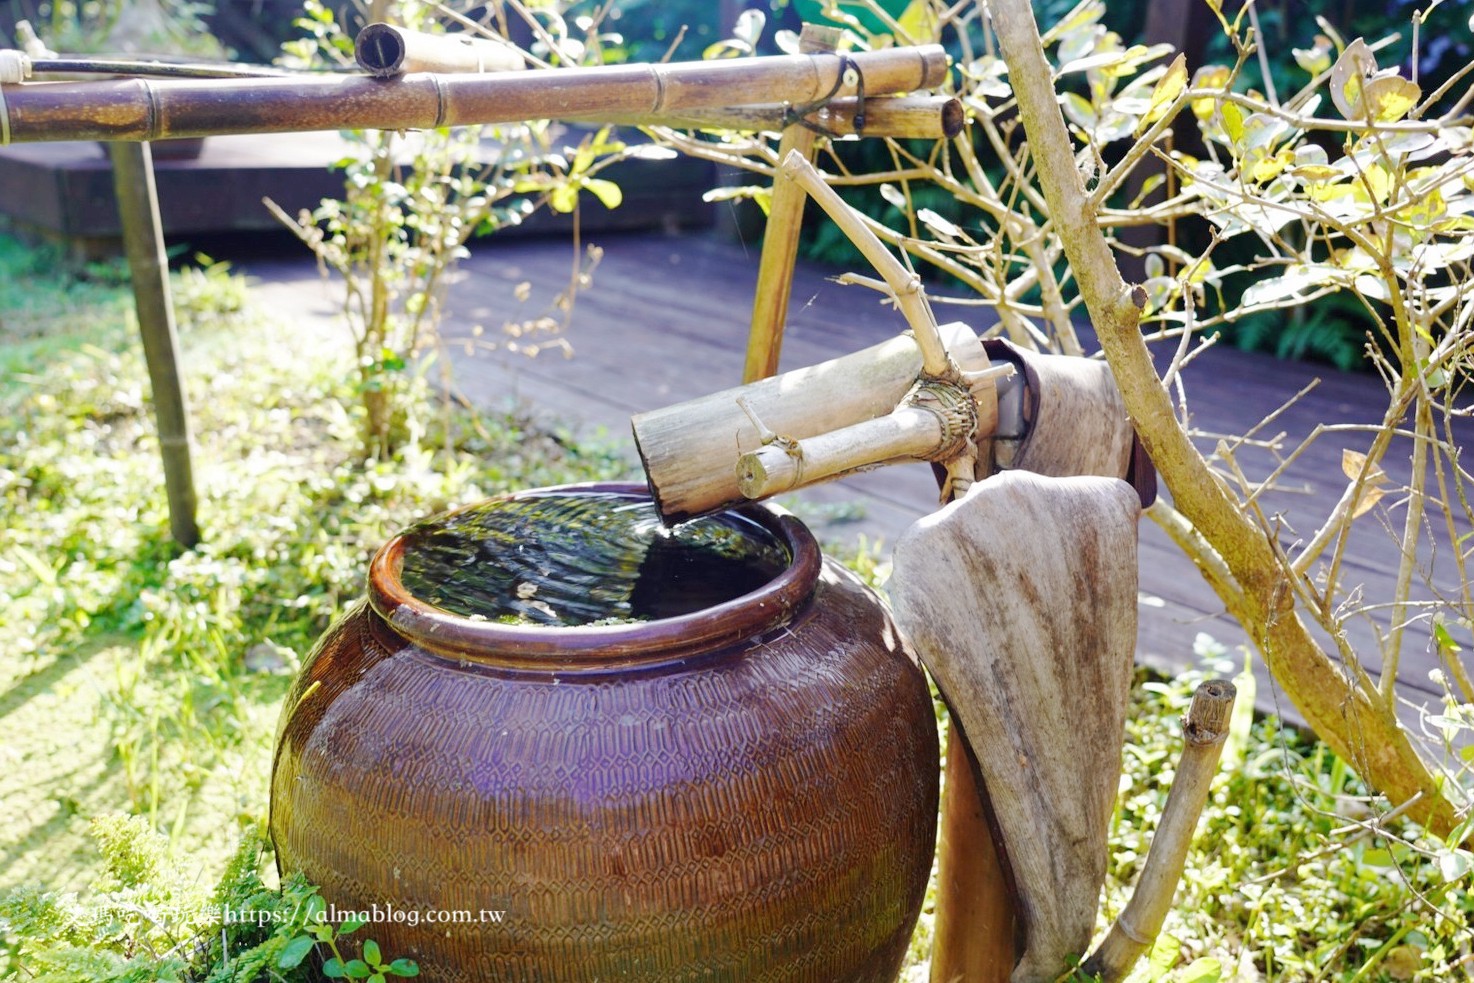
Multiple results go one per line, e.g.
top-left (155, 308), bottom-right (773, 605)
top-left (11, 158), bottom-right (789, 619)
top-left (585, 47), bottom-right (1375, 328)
top-left (782, 53), bottom-right (866, 138)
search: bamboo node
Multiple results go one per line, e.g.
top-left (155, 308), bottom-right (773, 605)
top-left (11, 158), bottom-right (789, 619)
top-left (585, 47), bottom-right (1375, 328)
top-left (0, 81), bottom-right (10, 145)
top-left (1114, 915), bottom-right (1151, 946)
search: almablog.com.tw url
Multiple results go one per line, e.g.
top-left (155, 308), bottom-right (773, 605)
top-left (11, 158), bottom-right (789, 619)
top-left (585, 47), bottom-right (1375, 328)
top-left (222, 902), bottom-right (508, 929)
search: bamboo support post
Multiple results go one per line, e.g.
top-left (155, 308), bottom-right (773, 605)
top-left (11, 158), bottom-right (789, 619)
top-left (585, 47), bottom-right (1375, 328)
top-left (776, 150), bottom-right (951, 379)
top-left (932, 723), bottom-right (1018, 983)
top-left (0, 45), bottom-right (947, 144)
top-left (355, 23), bottom-right (523, 76)
top-left (1082, 679), bottom-right (1237, 983)
top-left (109, 140), bottom-right (200, 549)
top-left (742, 24), bottom-right (843, 383)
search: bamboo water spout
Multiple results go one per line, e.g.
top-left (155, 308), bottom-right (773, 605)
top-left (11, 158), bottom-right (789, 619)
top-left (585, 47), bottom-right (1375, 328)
top-left (0, 44), bottom-right (947, 144)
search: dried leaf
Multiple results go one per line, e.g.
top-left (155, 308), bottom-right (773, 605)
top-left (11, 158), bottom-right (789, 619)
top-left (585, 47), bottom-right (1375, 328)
top-left (1342, 448), bottom-right (1389, 518)
top-left (1136, 52), bottom-right (1187, 135)
top-left (918, 208), bottom-right (963, 240)
top-left (879, 183), bottom-right (907, 209)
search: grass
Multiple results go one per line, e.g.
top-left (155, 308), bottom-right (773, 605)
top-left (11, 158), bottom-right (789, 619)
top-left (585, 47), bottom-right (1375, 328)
top-left (0, 233), bottom-right (1469, 981)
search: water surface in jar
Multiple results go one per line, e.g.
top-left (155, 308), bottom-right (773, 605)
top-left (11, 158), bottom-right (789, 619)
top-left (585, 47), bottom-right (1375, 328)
top-left (397, 491), bottom-right (791, 626)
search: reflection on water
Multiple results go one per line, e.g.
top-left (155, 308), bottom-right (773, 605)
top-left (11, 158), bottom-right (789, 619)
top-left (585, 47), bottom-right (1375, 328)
top-left (397, 492), bottom-right (790, 626)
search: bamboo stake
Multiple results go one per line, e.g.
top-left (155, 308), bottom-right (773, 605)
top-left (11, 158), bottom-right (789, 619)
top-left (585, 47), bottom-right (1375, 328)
top-left (742, 24), bottom-right (843, 383)
top-left (1082, 679), bottom-right (1237, 983)
top-left (0, 45), bottom-right (947, 144)
top-left (109, 141), bottom-right (200, 549)
top-left (355, 23), bottom-right (523, 76)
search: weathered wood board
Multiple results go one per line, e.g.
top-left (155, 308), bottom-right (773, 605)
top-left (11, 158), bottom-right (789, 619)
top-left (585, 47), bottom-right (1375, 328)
top-left (890, 471), bottom-right (1142, 982)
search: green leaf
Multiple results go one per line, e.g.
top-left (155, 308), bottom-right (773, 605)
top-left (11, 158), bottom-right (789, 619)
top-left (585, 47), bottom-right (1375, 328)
top-left (1220, 102), bottom-right (1245, 145)
top-left (363, 940), bottom-right (382, 966)
top-left (1362, 75), bottom-right (1420, 123)
top-left (583, 179), bottom-right (623, 210)
top-left (1148, 933), bottom-right (1182, 978)
top-left (1177, 957), bottom-right (1223, 983)
top-left (340, 916), bottom-right (367, 933)
top-left (549, 183), bottom-right (579, 214)
top-left (278, 935), bottom-right (316, 969)
top-left (389, 958), bottom-right (420, 977)
top-left (1191, 65), bottom-right (1231, 120)
top-left (346, 959), bottom-right (373, 979)
top-left (323, 958), bottom-right (347, 979)
top-left (1137, 52), bottom-right (1187, 135)
top-left (1438, 849), bottom-right (1472, 883)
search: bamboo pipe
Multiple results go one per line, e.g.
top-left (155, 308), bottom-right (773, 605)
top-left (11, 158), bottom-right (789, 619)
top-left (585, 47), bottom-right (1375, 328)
top-left (0, 45), bottom-right (948, 144)
top-left (738, 402), bottom-right (958, 499)
top-left (355, 23), bottom-right (523, 76)
top-left (573, 94), bottom-right (966, 140)
top-left (632, 321), bottom-right (992, 524)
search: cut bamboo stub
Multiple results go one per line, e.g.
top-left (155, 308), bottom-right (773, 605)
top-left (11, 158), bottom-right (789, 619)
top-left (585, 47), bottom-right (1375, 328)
top-left (0, 44), bottom-right (948, 144)
top-left (633, 322), bottom-right (994, 524)
top-left (355, 23), bottom-right (523, 77)
top-left (1082, 680), bottom-right (1236, 983)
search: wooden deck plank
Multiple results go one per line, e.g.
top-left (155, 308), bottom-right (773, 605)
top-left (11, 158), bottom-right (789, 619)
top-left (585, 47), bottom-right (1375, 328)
top-left (240, 228), bottom-right (1468, 734)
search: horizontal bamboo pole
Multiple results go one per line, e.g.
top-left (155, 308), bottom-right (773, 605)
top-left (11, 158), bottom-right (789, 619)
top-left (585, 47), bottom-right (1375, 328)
top-left (355, 23), bottom-right (524, 76)
top-left (0, 45), bottom-right (947, 144)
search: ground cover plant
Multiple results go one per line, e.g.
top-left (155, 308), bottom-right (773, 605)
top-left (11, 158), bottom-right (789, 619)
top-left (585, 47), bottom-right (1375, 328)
top-left (0, 232), bottom-right (624, 978)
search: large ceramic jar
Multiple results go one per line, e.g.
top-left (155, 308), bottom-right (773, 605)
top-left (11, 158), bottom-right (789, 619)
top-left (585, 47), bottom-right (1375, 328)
top-left (270, 483), bottom-right (938, 982)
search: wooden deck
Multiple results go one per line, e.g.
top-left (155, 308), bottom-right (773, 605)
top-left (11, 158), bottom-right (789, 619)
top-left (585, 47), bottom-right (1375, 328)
top-left (243, 228), bottom-right (1471, 734)
top-left (0, 130), bottom-right (716, 261)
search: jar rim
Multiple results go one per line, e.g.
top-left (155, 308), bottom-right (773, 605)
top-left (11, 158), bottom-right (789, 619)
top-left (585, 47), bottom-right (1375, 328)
top-left (367, 482), bottom-right (822, 672)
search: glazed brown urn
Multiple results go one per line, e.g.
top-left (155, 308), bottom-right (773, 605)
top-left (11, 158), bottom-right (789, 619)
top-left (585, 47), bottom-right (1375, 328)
top-left (269, 483), bottom-right (939, 982)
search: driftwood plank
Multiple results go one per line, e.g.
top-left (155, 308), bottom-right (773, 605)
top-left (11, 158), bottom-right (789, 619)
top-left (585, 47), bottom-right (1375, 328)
top-left (891, 471), bottom-right (1141, 982)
